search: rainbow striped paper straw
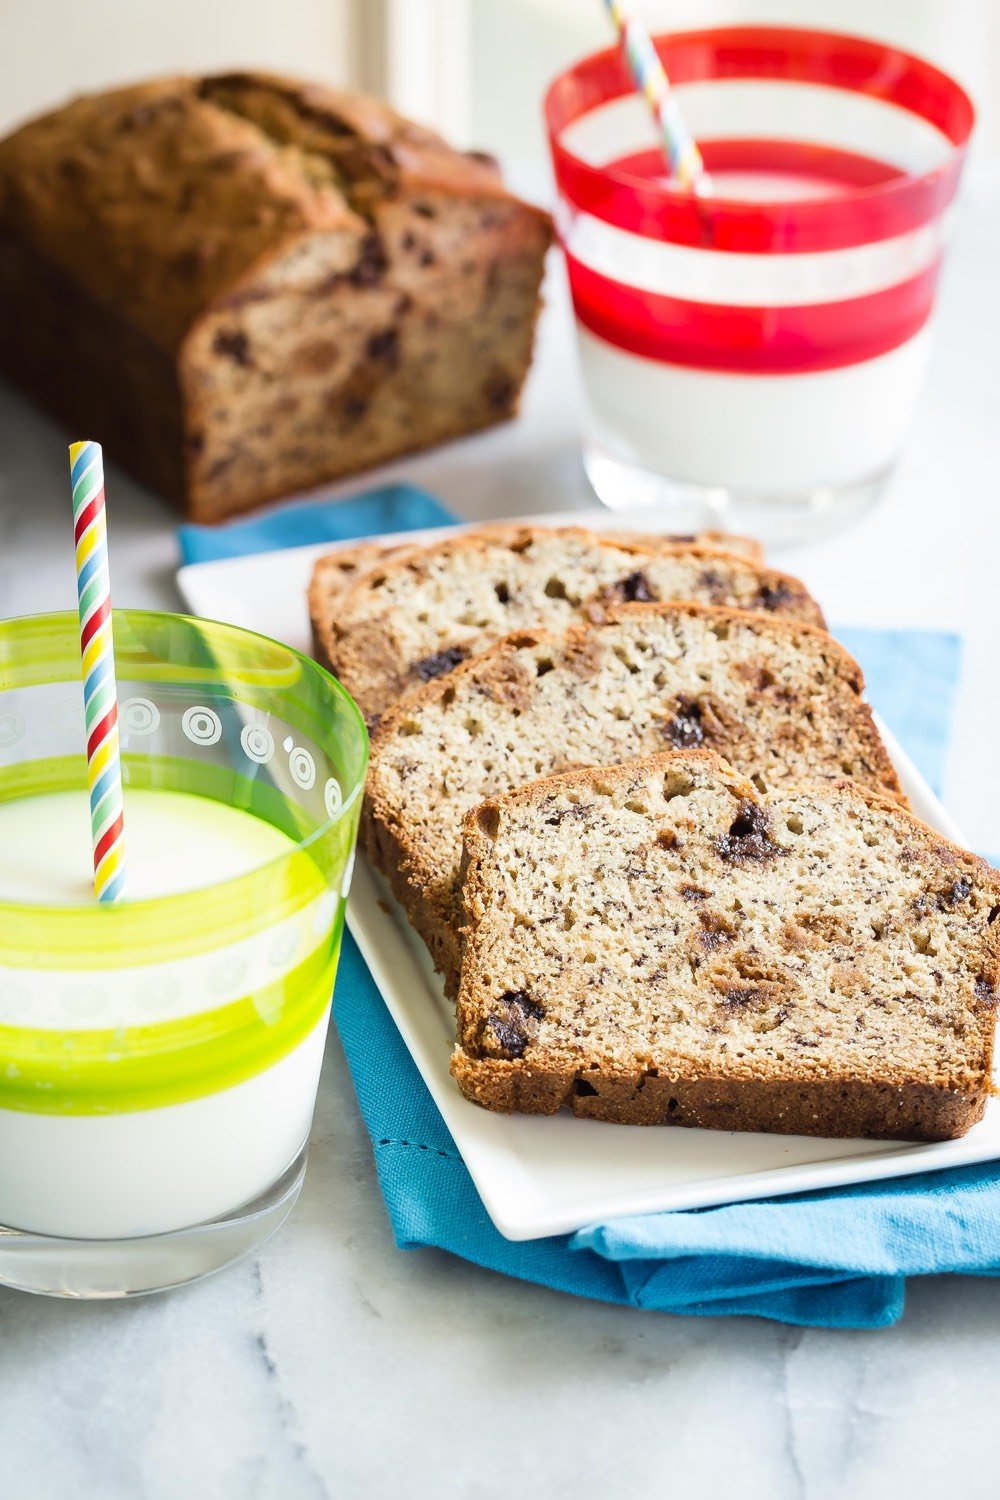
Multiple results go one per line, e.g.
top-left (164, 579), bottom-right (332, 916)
top-left (603, 0), bottom-right (711, 194)
top-left (70, 440), bottom-right (127, 904)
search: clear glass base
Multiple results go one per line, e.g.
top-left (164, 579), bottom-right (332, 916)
top-left (0, 1144), bottom-right (307, 1299)
top-left (583, 441), bottom-right (890, 548)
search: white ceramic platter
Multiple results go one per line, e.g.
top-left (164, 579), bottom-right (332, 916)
top-left (177, 514), bottom-right (1000, 1240)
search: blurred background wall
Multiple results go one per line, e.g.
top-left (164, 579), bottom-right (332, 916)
top-left (0, 0), bottom-right (363, 134)
top-left (471, 0), bottom-right (999, 167)
top-left (1, 0), bottom-right (996, 165)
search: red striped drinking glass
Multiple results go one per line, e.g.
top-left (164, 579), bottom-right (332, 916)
top-left (545, 27), bottom-right (974, 541)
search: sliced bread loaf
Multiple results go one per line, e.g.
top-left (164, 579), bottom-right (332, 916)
top-left (453, 751), bottom-right (1000, 1140)
top-left (364, 602), bottom-right (902, 988)
top-left (308, 526), bottom-right (762, 670)
top-left (318, 525), bottom-right (822, 721)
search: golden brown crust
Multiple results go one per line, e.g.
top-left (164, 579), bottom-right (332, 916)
top-left (450, 1055), bottom-right (989, 1140)
top-left (0, 73), bottom-right (529, 350)
top-left (452, 751), bottom-right (1000, 1139)
top-left (0, 77), bottom-right (349, 351)
top-left (627, 529), bottom-right (765, 564)
top-left (0, 233), bottom-right (190, 506)
top-left (308, 543), bottom-right (411, 673)
top-left (362, 795), bottom-right (464, 981)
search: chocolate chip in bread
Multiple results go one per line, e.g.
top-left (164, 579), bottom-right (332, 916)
top-left (363, 601), bottom-right (899, 989)
top-left (321, 525), bottom-right (824, 721)
top-left (453, 751), bottom-right (1000, 1140)
top-left (308, 527), bottom-right (762, 676)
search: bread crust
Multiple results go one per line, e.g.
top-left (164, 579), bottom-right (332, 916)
top-left (0, 73), bottom-right (537, 350)
top-left (452, 751), bottom-right (1000, 1139)
top-left (309, 542), bottom-right (410, 672)
top-left (450, 1055), bottom-right (989, 1140)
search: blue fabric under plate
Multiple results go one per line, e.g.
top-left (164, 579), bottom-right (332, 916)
top-left (180, 487), bottom-right (999, 1329)
top-left (178, 483), bottom-right (456, 564)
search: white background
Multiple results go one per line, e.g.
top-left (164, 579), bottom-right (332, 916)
top-left (2, 0), bottom-right (999, 166)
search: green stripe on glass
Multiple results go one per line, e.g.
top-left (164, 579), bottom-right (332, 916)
top-left (0, 608), bottom-right (368, 1121)
top-left (0, 938), bottom-right (341, 1115)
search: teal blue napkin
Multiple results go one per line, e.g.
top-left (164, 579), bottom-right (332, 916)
top-left (180, 488), bottom-right (998, 1329)
top-left (178, 484), bottom-right (454, 564)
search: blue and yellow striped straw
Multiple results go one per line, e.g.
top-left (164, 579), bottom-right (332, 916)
top-left (70, 440), bottom-right (127, 904)
top-left (603, 0), bottom-right (712, 194)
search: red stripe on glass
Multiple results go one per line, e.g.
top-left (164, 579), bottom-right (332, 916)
top-left (566, 255), bottom-right (940, 372)
top-left (613, 139), bottom-right (903, 192)
top-left (545, 26), bottom-right (973, 253)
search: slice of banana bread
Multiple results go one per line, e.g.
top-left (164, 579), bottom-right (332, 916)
top-left (319, 525), bottom-right (823, 721)
top-left (453, 751), bottom-right (1000, 1140)
top-left (307, 527), bottom-right (763, 667)
top-left (364, 603), bottom-right (901, 988)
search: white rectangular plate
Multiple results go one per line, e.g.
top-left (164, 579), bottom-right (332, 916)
top-left (178, 514), bottom-right (1000, 1241)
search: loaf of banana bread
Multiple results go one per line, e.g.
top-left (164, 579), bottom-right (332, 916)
top-left (0, 74), bottom-right (551, 520)
top-left (453, 751), bottom-right (1000, 1139)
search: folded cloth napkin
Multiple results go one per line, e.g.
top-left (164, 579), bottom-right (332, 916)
top-left (178, 483), bottom-right (455, 564)
top-left (180, 487), bottom-right (1000, 1330)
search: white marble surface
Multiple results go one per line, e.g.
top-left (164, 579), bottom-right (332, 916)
top-left (1, 171), bottom-right (1000, 1499)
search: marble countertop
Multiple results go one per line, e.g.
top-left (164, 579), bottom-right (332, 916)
top-left (2, 171), bottom-right (999, 1500)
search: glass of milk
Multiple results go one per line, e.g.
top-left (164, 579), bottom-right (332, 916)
top-left (545, 26), bottom-right (974, 542)
top-left (0, 609), bottom-right (368, 1298)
